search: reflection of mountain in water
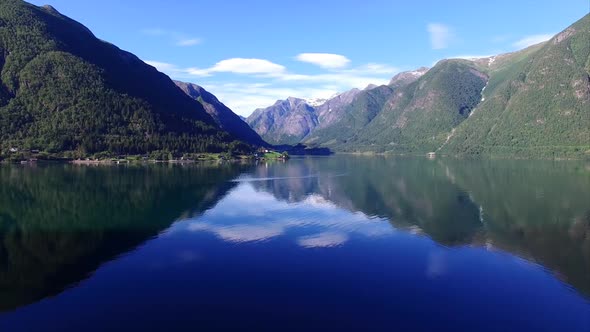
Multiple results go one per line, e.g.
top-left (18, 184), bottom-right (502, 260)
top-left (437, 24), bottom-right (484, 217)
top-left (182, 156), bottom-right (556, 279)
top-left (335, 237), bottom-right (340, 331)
top-left (251, 157), bottom-right (483, 246)
top-left (251, 157), bottom-right (590, 295)
top-left (0, 163), bottom-right (250, 312)
top-left (443, 159), bottom-right (590, 295)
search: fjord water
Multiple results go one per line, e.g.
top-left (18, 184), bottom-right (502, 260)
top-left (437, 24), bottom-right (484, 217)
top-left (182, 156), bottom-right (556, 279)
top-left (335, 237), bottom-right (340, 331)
top-left (0, 157), bottom-right (588, 331)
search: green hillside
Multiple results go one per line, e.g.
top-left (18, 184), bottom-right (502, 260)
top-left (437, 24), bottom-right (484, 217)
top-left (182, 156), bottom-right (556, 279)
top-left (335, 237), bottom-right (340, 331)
top-left (325, 60), bottom-right (487, 153)
top-left (0, 1), bottom-right (249, 160)
top-left (442, 14), bottom-right (590, 159)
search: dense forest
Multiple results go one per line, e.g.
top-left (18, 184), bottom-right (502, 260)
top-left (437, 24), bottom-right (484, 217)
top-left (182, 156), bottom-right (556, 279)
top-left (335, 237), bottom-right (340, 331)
top-left (0, 0), bottom-right (251, 161)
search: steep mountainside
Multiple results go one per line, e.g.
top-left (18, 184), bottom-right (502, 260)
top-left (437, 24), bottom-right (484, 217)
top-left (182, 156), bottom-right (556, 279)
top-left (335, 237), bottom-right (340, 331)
top-left (443, 14), bottom-right (590, 158)
top-left (314, 88), bottom-right (362, 129)
top-left (349, 60), bottom-right (488, 153)
top-left (174, 81), bottom-right (266, 146)
top-left (246, 97), bottom-right (317, 145)
top-left (304, 85), bottom-right (395, 146)
top-left (304, 60), bottom-right (487, 152)
top-left (0, 0), bottom-right (246, 158)
top-left (303, 68), bottom-right (430, 147)
top-left (388, 67), bottom-right (429, 88)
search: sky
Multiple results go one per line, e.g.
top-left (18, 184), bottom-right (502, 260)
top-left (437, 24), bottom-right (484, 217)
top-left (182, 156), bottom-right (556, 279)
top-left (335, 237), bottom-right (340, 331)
top-left (29, 0), bottom-right (590, 116)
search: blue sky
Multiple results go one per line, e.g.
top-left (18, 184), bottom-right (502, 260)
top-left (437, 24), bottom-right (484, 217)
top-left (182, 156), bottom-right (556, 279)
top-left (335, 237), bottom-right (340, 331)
top-left (29, 0), bottom-right (590, 116)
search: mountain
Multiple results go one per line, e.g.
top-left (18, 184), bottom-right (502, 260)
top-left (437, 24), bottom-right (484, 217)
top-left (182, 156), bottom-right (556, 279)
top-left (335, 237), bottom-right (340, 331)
top-left (0, 0), bottom-right (248, 159)
top-left (442, 14), bottom-right (590, 158)
top-left (304, 85), bottom-right (395, 146)
top-left (303, 60), bottom-right (487, 152)
top-left (174, 81), bottom-right (266, 146)
top-left (250, 14), bottom-right (589, 158)
top-left (302, 68), bottom-right (431, 148)
top-left (388, 67), bottom-right (429, 88)
top-left (246, 68), bottom-right (429, 147)
top-left (344, 59), bottom-right (488, 153)
top-left (314, 88), bottom-right (362, 129)
top-left (246, 97), bottom-right (318, 145)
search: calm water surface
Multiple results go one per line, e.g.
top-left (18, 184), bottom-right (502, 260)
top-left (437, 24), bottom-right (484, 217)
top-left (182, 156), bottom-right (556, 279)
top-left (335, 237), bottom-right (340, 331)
top-left (0, 156), bottom-right (589, 331)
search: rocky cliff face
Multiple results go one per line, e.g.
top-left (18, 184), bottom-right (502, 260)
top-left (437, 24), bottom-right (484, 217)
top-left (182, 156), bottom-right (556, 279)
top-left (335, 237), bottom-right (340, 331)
top-left (314, 88), bottom-right (362, 129)
top-left (246, 97), bottom-right (318, 145)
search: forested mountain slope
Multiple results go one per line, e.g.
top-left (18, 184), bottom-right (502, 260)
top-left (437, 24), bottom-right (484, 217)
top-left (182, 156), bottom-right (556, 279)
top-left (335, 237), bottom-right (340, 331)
top-left (0, 0), bottom-right (248, 158)
top-left (174, 81), bottom-right (267, 146)
top-left (443, 14), bottom-right (590, 158)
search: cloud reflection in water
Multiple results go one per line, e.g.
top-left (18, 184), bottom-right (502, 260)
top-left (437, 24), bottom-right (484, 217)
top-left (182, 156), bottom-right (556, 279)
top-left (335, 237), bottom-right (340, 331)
top-left (183, 183), bottom-right (395, 248)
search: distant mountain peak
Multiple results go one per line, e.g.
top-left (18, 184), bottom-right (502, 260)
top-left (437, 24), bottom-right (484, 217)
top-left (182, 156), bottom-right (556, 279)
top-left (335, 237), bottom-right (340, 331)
top-left (389, 67), bottom-right (430, 87)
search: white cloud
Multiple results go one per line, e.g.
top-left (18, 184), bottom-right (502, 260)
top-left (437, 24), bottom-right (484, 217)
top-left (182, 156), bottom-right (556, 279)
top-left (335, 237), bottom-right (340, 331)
top-left (212, 58), bottom-right (286, 75)
top-left (145, 60), bottom-right (193, 78)
top-left (145, 60), bottom-right (177, 72)
top-left (176, 38), bottom-right (202, 47)
top-left (427, 23), bottom-right (454, 50)
top-left (187, 58), bottom-right (287, 77)
top-left (512, 34), bottom-right (553, 49)
top-left (142, 28), bottom-right (202, 47)
top-left (296, 53), bottom-right (351, 69)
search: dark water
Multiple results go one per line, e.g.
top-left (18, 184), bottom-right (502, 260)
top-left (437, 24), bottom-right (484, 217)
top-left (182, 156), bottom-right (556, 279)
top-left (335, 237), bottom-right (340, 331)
top-left (0, 156), bottom-right (588, 331)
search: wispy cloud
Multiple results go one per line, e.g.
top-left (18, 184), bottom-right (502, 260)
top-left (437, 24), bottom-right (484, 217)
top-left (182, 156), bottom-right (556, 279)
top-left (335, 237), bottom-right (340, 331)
top-left (427, 23), bottom-right (454, 50)
top-left (141, 28), bottom-right (202, 47)
top-left (176, 38), bottom-right (202, 47)
top-left (295, 53), bottom-right (351, 69)
top-left (512, 34), bottom-right (553, 49)
top-left (141, 28), bottom-right (167, 36)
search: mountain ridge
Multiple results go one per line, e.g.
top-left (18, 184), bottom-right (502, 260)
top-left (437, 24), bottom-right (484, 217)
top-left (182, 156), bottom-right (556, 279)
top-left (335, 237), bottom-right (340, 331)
top-left (244, 14), bottom-right (589, 158)
top-left (174, 81), bottom-right (266, 146)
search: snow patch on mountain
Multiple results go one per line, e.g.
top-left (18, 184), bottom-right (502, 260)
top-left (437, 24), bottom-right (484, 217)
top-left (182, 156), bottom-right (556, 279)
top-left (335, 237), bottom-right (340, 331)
top-left (305, 98), bottom-right (328, 107)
